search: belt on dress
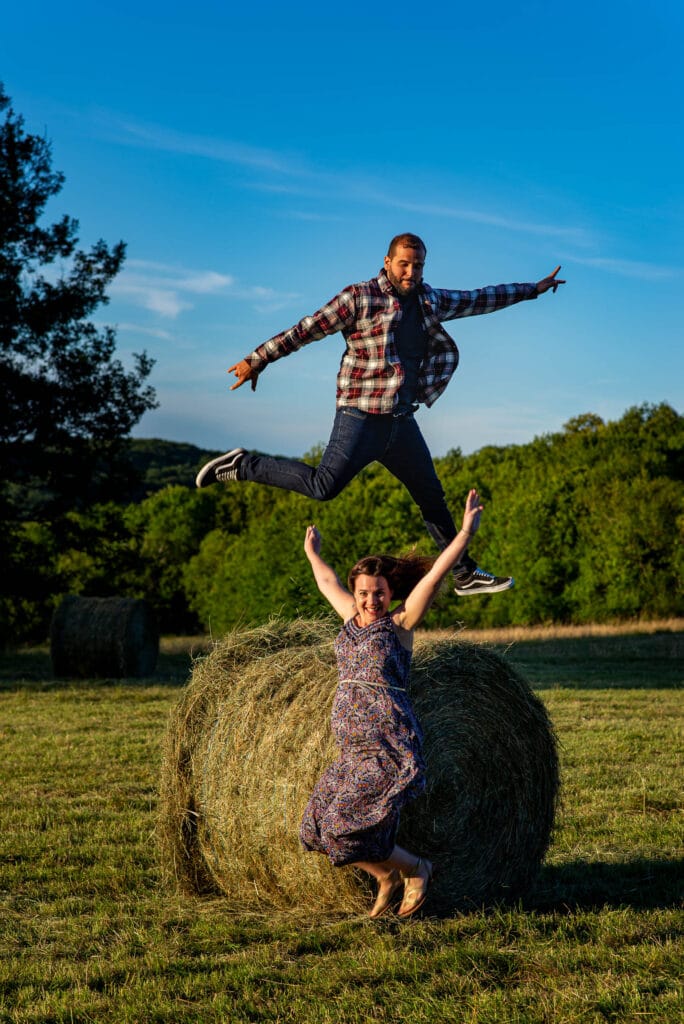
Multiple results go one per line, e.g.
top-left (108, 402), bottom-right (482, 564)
top-left (338, 677), bottom-right (407, 692)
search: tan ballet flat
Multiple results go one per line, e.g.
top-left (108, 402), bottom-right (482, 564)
top-left (398, 857), bottom-right (433, 919)
top-left (369, 869), bottom-right (403, 919)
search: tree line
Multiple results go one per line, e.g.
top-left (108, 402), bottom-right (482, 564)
top-left (2, 402), bottom-right (682, 647)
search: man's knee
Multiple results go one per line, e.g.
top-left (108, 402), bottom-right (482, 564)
top-left (310, 476), bottom-right (346, 502)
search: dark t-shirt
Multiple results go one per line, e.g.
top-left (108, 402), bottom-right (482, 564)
top-left (393, 291), bottom-right (427, 413)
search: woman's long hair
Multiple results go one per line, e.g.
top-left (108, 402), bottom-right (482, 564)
top-left (347, 552), bottom-right (434, 602)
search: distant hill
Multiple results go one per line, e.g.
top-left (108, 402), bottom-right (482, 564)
top-left (126, 439), bottom-right (222, 497)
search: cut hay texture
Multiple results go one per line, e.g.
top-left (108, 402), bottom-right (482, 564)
top-left (50, 595), bottom-right (159, 678)
top-left (158, 618), bottom-right (559, 916)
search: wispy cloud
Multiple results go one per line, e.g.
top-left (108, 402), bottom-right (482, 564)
top-left (106, 115), bottom-right (310, 177)
top-left (115, 322), bottom-right (174, 340)
top-left (564, 254), bottom-right (680, 281)
top-left (102, 113), bottom-right (588, 247)
top-left (245, 289), bottom-right (301, 314)
top-left (251, 180), bottom-right (589, 246)
top-left (110, 259), bottom-right (298, 318)
top-left (110, 260), bottom-right (234, 317)
top-left (126, 259), bottom-right (235, 292)
top-left (283, 209), bottom-right (347, 223)
top-left (379, 196), bottom-right (594, 247)
top-left (111, 283), bottom-right (190, 317)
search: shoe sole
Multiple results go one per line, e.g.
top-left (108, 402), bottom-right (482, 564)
top-left (195, 448), bottom-right (245, 488)
top-left (454, 578), bottom-right (515, 597)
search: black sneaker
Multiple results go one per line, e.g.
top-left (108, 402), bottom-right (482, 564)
top-left (195, 448), bottom-right (246, 488)
top-left (453, 566), bottom-right (514, 596)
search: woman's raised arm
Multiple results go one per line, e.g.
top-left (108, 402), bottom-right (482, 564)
top-left (304, 525), bottom-right (357, 620)
top-left (395, 489), bottom-right (484, 631)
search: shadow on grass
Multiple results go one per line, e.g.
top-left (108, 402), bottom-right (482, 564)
top-left (485, 629), bottom-right (683, 690)
top-left (1, 629), bottom-right (682, 691)
top-left (427, 858), bottom-right (684, 919)
top-left (0, 644), bottom-right (205, 691)
top-left (525, 857), bottom-right (684, 912)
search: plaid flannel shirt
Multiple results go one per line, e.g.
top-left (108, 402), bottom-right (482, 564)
top-left (245, 269), bottom-right (538, 414)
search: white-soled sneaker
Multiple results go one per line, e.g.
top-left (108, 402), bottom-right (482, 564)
top-left (195, 448), bottom-right (246, 488)
top-left (453, 566), bottom-right (514, 596)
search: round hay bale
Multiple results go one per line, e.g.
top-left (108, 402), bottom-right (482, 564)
top-left (158, 618), bottom-right (559, 916)
top-left (50, 595), bottom-right (159, 678)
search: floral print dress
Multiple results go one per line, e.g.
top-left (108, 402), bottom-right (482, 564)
top-left (299, 614), bottom-right (426, 866)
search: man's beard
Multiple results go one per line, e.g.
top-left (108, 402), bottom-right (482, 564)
top-left (387, 270), bottom-right (417, 294)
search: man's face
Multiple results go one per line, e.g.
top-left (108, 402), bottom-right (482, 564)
top-left (384, 244), bottom-right (426, 295)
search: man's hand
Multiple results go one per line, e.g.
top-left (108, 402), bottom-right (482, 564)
top-left (536, 266), bottom-right (566, 295)
top-left (228, 359), bottom-right (258, 391)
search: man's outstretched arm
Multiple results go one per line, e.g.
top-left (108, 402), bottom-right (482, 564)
top-left (434, 265), bottom-right (566, 322)
top-left (226, 285), bottom-right (359, 392)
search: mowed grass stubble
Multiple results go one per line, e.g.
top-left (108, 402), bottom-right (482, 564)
top-left (1, 624), bottom-right (682, 1023)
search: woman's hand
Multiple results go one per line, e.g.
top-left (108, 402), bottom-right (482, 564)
top-left (461, 488), bottom-right (484, 537)
top-left (396, 487), bottom-right (485, 631)
top-left (304, 524), bottom-right (322, 559)
top-left (304, 525), bottom-right (356, 619)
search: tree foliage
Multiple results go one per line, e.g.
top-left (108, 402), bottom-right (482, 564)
top-left (182, 403), bottom-right (683, 633)
top-left (0, 84), bottom-right (157, 520)
top-left (5, 401), bottom-right (682, 645)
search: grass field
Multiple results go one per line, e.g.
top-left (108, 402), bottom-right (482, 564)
top-left (1, 622), bottom-right (682, 1023)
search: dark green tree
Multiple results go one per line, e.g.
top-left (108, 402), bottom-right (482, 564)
top-left (0, 84), bottom-right (157, 521)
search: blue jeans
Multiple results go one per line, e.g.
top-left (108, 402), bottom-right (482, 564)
top-left (240, 408), bottom-right (472, 571)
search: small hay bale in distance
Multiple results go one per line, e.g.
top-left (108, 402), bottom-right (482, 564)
top-left (50, 595), bottom-right (159, 678)
top-left (158, 618), bottom-right (559, 916)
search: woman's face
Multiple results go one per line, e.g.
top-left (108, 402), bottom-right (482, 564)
top-left (353, 574), bottom-right (393, 626)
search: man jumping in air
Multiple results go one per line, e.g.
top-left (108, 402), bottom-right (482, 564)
top-left (196, 232), bottom-right (565, 595)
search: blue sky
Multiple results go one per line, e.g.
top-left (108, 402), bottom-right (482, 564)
top-left (3, 1), bottom-right (682, 457)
